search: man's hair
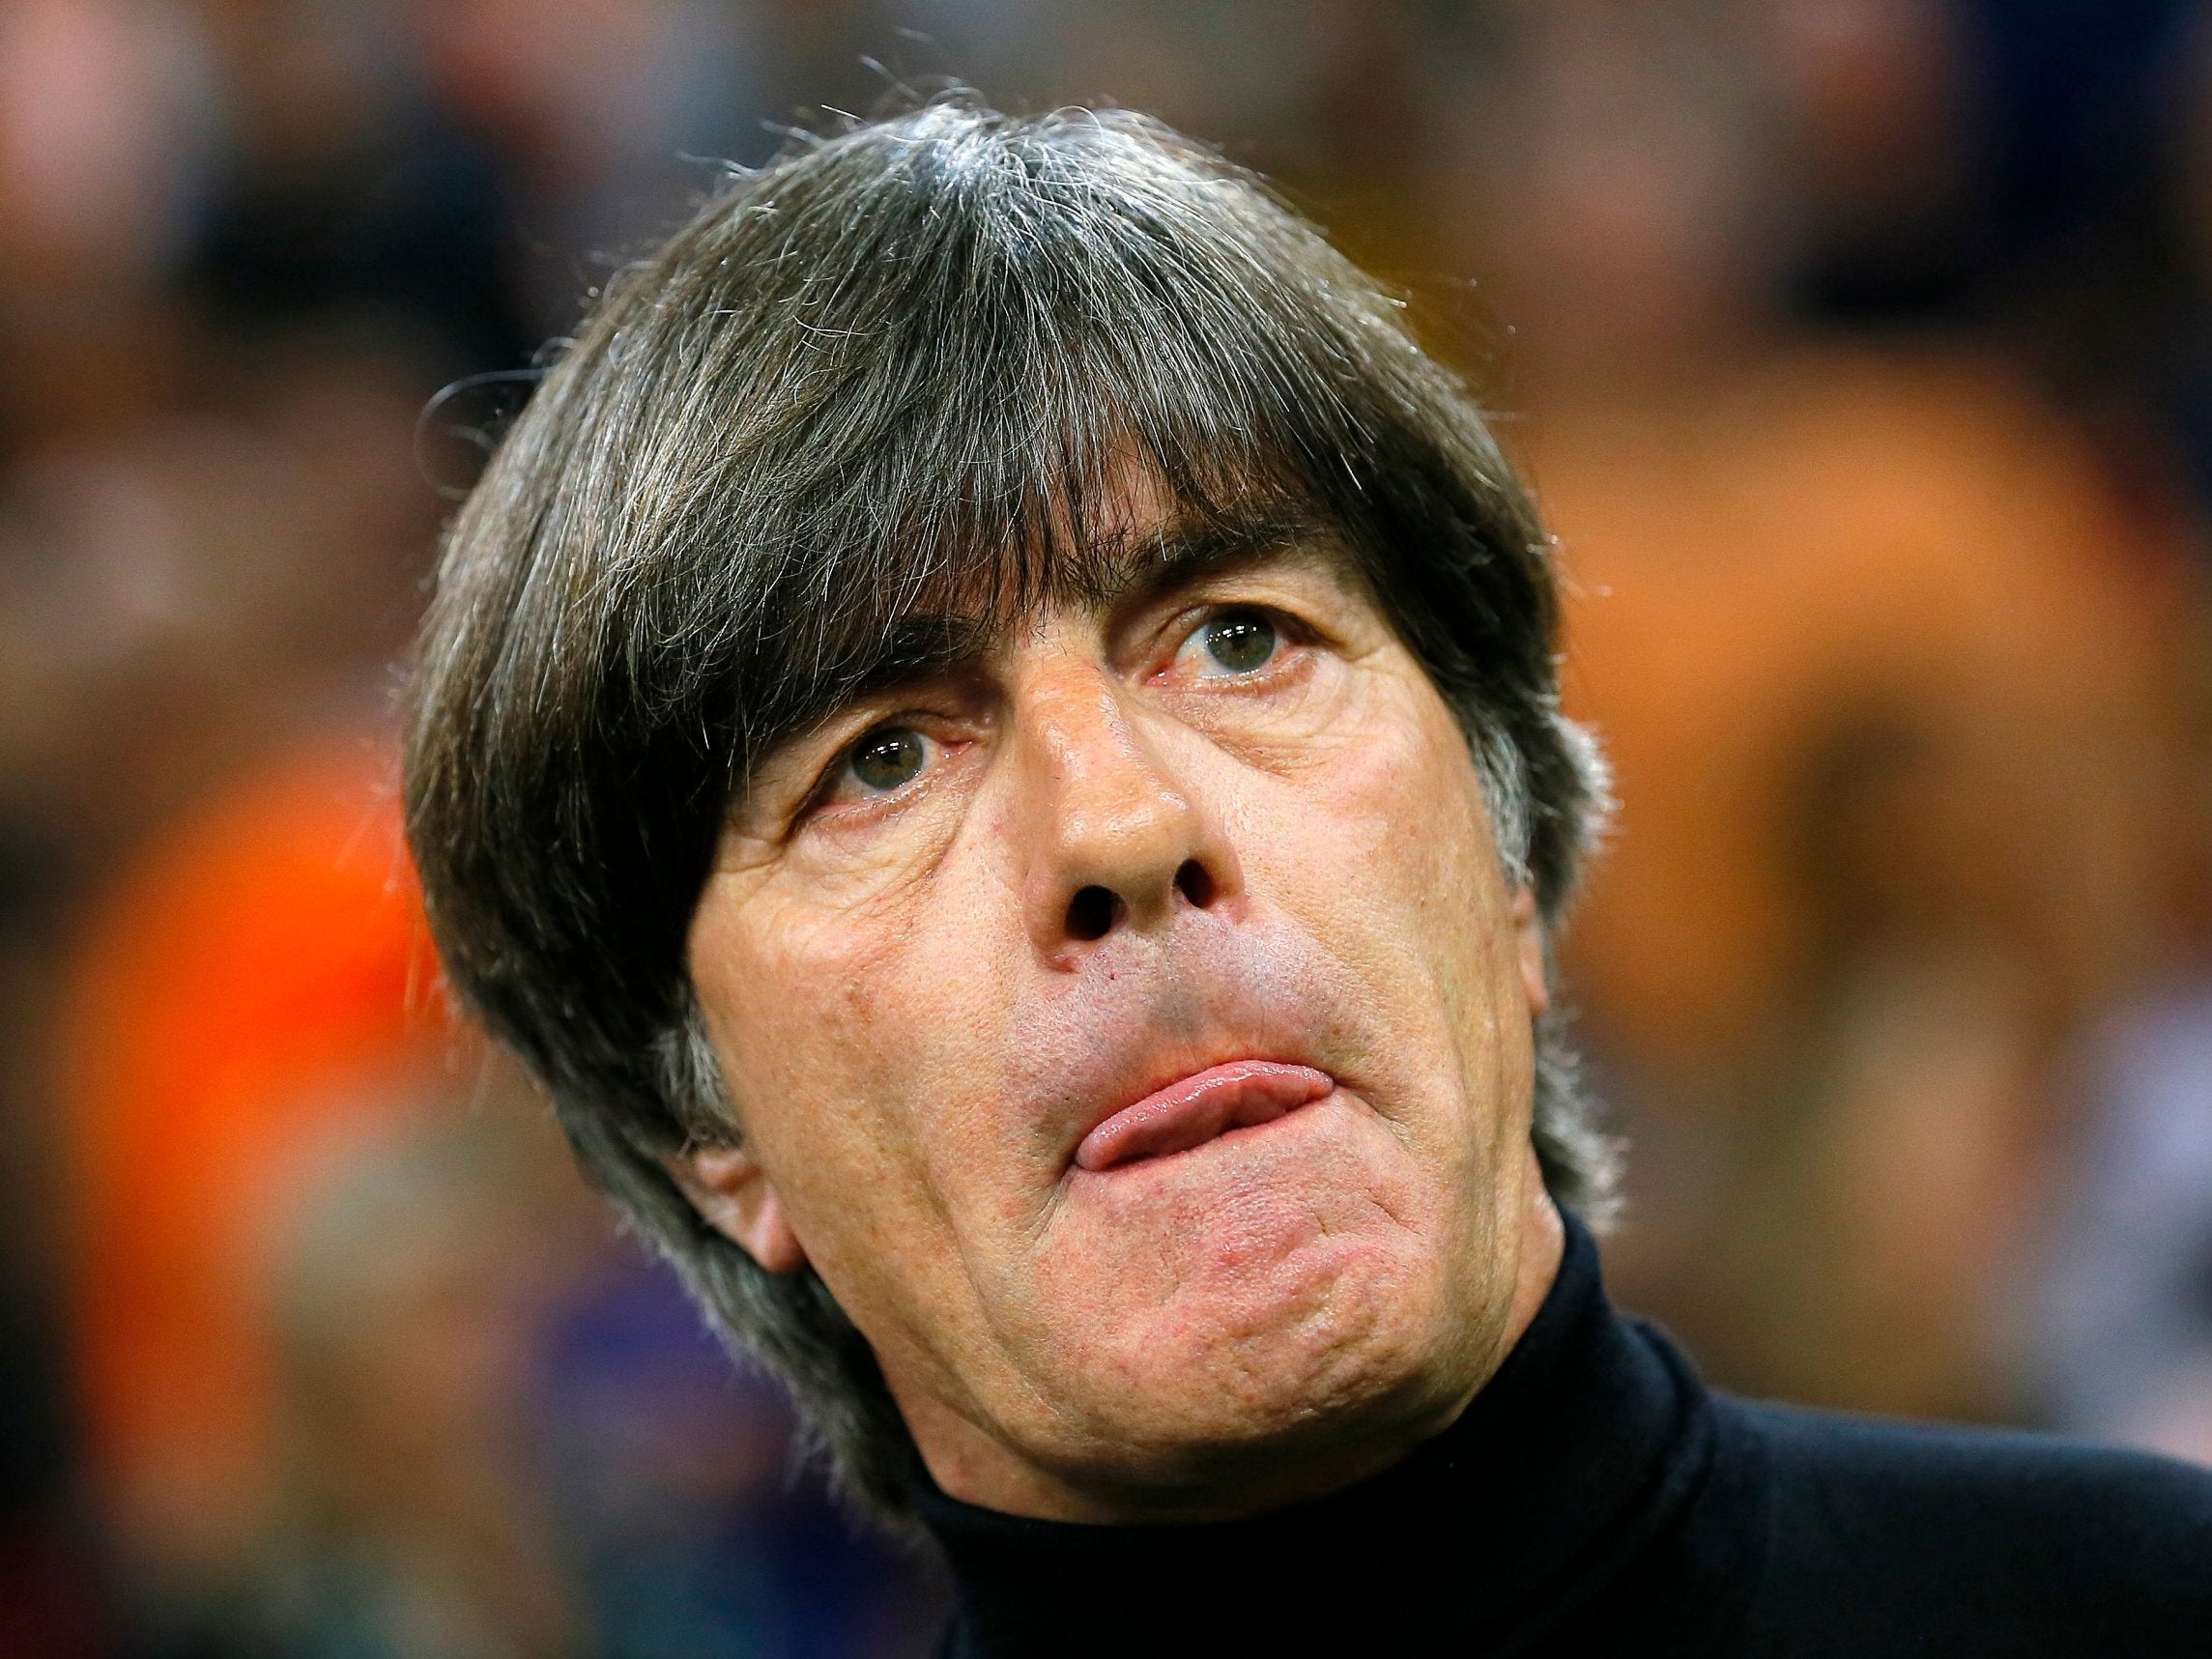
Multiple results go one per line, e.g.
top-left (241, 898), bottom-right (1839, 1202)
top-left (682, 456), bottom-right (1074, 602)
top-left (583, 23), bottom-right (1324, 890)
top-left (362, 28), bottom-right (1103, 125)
top-left (403, 98), bottom-right (1615, 1522)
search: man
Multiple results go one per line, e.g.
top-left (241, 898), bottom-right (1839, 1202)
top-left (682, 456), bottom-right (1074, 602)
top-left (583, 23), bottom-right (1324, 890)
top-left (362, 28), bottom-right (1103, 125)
top-left (403, 101), bottom-right (2212, 1655)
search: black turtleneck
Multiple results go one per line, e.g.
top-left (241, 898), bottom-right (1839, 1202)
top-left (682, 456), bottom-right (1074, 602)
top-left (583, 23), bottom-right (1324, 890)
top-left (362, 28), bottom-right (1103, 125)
top-left (918, 1216), bottom-right (2212, 1657)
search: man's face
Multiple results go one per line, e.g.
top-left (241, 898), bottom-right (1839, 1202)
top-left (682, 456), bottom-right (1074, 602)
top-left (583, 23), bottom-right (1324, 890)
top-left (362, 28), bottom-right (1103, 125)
top-left (684, 499), bottom-right (1560, 1522)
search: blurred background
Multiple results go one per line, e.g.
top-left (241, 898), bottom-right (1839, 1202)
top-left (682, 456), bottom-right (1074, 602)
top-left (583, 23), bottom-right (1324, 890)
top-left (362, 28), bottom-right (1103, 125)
top-left (3, 0), bottom-right (2210, 1652)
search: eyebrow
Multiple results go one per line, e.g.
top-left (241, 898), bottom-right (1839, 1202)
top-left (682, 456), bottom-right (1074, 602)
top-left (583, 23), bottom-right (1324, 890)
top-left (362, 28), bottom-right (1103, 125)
top-left (735, 500), bottom-right (1339, 790)
top-left (841, 501), bottom-right (1332, 695)
top-left (1076, 501), bottom-right (1336, 616)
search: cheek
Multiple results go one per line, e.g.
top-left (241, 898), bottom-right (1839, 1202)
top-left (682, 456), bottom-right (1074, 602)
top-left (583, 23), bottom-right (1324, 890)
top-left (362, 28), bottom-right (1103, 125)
top-left (1233, 687), bottom-right (1532, 1127)
top-left (1376, 736), bottom-right (1533, 1072)
top-left (687, 879), bottom-right (917, 1179)
top-left (686, 870), bottom-right (1014, 1208)
top-left (688, 863), bottom-right (1039, 1383)
top-left (1245, 693), bottom-right (1507, 967)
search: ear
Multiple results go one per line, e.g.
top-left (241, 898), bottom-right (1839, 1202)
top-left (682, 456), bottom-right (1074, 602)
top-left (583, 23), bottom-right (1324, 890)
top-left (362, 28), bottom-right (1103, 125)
top-left (666, 1142), bottom-right (810, 1274)
top-left (1511, 887), bottom-right (1550, 1019)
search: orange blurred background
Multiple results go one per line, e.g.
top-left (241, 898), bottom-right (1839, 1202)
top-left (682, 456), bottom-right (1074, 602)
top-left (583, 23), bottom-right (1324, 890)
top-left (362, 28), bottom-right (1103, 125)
top-left (3, 3), bottom-right (2209, 1654)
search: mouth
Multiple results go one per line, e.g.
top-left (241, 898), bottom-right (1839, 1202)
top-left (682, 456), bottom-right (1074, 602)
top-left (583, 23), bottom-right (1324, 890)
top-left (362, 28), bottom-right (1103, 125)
top-left (1074, 1059), bottom-right (1336, 1173)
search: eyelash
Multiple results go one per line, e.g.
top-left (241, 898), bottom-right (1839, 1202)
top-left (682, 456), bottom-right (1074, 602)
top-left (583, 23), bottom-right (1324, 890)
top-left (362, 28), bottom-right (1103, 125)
top-left (795, 603), bottom-right (1317, 826)
top-left (800, 727), bottom-right (945, 824)
top-left (1159, 604), bottom-right (1312, 683)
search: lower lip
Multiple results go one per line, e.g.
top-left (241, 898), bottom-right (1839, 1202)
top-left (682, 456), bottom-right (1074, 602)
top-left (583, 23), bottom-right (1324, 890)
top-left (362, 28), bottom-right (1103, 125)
top-left (1075, 1060), bottom-right (1336, 1173)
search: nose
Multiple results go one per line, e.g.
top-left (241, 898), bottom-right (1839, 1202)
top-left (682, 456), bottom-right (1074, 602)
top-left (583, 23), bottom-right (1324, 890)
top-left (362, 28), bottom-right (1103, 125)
top-left (1011, 662), bottom-right (1240, 960)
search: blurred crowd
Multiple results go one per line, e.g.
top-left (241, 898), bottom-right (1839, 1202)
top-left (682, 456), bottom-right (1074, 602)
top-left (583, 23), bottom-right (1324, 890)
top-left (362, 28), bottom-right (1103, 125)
top-left (2, 1), bottom-right (2209, 1654)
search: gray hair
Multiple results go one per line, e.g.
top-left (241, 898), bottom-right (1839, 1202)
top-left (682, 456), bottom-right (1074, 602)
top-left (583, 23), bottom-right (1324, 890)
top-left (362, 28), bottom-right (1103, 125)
top-left (403, 98), bottom-right (1616, 1524)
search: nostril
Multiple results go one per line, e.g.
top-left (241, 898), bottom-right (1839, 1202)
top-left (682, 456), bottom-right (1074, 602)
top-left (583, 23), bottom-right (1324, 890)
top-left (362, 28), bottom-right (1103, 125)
top-left (1174, 859), bottom-right (1215, 909)
top-left (1066, 884), bottom-right (1122, 941)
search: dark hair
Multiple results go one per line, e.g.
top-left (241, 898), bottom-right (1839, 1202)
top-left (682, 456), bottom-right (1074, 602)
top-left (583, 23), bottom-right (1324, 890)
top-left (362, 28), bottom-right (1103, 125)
top-left (403, 98), bottom-right (1614, 1522)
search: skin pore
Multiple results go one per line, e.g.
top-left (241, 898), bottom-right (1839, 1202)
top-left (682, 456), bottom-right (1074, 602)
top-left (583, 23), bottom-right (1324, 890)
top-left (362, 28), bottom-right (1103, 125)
top-left (677, 497), bottom-right (1565, 1524)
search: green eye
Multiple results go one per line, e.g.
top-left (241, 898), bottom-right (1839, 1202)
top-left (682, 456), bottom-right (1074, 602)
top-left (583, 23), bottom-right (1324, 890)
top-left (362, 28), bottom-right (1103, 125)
top-left (1199, 611), bottom-right (1278, 675)
top-left (847, 727), bottom-right (928, 793)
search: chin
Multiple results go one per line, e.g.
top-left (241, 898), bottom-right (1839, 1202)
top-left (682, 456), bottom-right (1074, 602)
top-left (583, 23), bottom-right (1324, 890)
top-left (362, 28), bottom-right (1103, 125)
top-left (1020, 1097), bottom-right (1489, 1483)
top-left (1039, 1258), bottom-right (1473, 1510)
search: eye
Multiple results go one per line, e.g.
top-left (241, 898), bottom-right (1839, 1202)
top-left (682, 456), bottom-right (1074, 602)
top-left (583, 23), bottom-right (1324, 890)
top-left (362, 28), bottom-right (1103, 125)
top-left (838, 725), bottom-right (932, 798)
top-left (1188, 609), bottom-right (1280, 677)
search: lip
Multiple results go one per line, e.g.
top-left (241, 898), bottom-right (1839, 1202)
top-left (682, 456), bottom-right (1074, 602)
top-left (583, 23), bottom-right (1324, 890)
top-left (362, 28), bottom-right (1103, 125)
top-left (1074, 1059), bottom-right (1336, 1173)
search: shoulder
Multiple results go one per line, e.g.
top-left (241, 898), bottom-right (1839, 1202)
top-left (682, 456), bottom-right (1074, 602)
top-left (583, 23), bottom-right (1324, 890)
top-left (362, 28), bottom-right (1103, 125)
top-left (1733, 1394), bottom-right (2212, 1539)
top-left (1716, 1394), bottom-right (2212, 1651)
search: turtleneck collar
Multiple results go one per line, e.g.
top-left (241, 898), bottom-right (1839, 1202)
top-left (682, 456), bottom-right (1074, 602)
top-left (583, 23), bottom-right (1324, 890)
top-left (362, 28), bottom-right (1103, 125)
top-left (915, 1216), bottom-right (1717, 1658)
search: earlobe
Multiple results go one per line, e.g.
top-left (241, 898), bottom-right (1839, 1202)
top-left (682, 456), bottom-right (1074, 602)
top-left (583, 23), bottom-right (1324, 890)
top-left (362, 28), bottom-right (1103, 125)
top-left (1511, 888), bottom-right (1550, 1019)
top-left (668, 1143), bottom-right (811, 1274)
